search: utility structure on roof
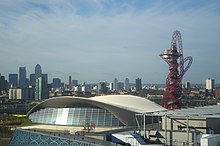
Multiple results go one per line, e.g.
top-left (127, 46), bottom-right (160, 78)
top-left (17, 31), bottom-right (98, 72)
top-left (159, 30), bottom-right (193, 109)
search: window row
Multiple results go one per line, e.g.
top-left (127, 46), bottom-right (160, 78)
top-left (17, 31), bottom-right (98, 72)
top-left (29, 107), bottom-right (124, 127)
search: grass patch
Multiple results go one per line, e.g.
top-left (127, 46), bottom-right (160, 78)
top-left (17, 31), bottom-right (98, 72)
top-left (19, 118), bottom-right (33, 127)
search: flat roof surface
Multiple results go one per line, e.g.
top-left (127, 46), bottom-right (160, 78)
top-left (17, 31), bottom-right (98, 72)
top-left (148, 104), bottom-right (220, 118)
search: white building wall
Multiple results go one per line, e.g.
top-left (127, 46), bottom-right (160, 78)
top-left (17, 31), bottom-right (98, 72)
top-left (206, 78), bottom-right (215, 90)
top-left (200, 134), bottom-right (220, 146)
top-left (109, 82), bottom-right (113, 91)
top-left (9, 89), bottom-right (22, 100)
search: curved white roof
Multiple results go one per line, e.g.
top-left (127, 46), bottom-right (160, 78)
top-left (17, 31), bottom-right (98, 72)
top-left (28, 95), bottom-right (166, 126)
top-left (89, 95), bottom-right (166, 113)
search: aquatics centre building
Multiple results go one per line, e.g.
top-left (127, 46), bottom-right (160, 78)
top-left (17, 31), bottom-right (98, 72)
top-left (27, 95), bottom-right (166, 127)
top-left (12, 95), bottom-right (220, 146)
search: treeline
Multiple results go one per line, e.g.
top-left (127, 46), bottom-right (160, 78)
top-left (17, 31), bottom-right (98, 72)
top-left (0, 116), bottom-right (22, 125)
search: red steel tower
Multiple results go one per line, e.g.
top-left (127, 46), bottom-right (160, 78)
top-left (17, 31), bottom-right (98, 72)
top-left (159, 30), bottom-right (193, 109)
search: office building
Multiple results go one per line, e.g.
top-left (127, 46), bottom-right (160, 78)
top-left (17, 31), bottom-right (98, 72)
top-left (24, 86), bottom-right (35, 100)
top-left (0, 74), bottom-right (8, 93)
top-left (42, 74), bottom-right (48, 85)
top-left (125, 78), bottom-right (129, 91)
top-left (72, 80), bottom-right (78, 87)
top-left (19, 67), bottom-right (26, 88)
top-left (81, 84), bottom-right (90, 93)
top-left (35, 77), bottom-right (42, 100)
top-left (109, 82), bottom-right (113, 91)
top-left (69, 76), bottom-right (72, 87)
top-left (35, 77), bottom-right (48, 101)
top-left (34, 64), bottom-right (49, 100)
top-left (118, 82), bottom-right (124, 91)
top-left (135, 78), bottom-right (142, 91)
top-left (9, 89), bottom-right (22, 100)
top-left (52, 78), bottom-right (62, 89)
top-left (206, 78), bottom-right (215, 91)
top-left (9, 74), bottom-right (18, 88)
top-left (185, 81), bottom-right (190, 89)
top-left (35, 64), bottom-right (42, 79)
top-left (29, 73), bottom-right (35, 86)
top-left (98, 81), bottom-right (108, 95)
top-left (114, 78), bottom-right (118, 91)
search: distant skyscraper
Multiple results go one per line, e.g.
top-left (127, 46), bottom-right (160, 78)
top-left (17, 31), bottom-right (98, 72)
top-left (135, 78), bottom-right (142, 91)
top-left (35, 64), bottom-right (42, 79)
top-left (42, 74), bottom-right (48, 85)
top-left (24, 86), bottom-right (35, 100)
top-left (185, 81), bottom-right (190, 89)
top-left (35, 64), bottom-right (42, 100)
top-left (29, 73), bottom-right (35, 86)
top-left (0, 74), bottom-right (8, 92)
top-left (19, 67), bottom-right (26, 88)
top-left (9, 74), bottom-right (18, 88)
top-left (125, 78), bottom-right (129, 91)
top-left (114, 78), bottom-right (118, 91)
top-left (35, 77), bottom-right (48, 100)
top-left (52, 78), bottom-right (62, 89)
top-left (109, 82), bottom-right (114, 91)
top-left (35, 77), bottom-right (42, 100)
top-left (98, 81), bottom-right (108, 95)
top-left (72, 80), bottom-right (78, 87)
top-left (69, 76), bottom-right (72, 86)
top-left (118, 82), bottom-right (124, 91)
top-left (206, 78), bottom-right (215, 91)
top-left (34, 64), bottom-right (49, 100)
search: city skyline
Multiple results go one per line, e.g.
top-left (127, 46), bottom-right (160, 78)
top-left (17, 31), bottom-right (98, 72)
top-left (0, 0), bottom-right (220, 84)
top-left (1, 66), bottom-right (218, 86)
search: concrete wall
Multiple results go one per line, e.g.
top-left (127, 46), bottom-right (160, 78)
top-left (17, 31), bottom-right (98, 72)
top-left (162, 116), bottom-right (207, 134)
top-left (147, 130), bottom-right (198, 146)
top-left (207, 117), bottom-right (220, 134)
top-left (200, 134), bottom-right (220, 146)
top-left (157, 115), bottom-right (220, 145)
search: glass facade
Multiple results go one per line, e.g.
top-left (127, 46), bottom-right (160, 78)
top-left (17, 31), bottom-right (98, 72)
top-left (29, 107), bottom-right (124, 127)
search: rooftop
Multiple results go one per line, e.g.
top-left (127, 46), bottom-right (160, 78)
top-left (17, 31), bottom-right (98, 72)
top-left (150, 104), bottom-right (220, 118)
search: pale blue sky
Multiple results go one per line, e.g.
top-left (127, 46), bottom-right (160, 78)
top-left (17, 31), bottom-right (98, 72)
top-left (0, 0), bottom-right (220, 84)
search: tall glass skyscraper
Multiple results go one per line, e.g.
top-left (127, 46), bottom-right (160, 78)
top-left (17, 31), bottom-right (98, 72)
top-left (35, 77), bottom-right (42, 100)
top-left (125, 78), bottom-right (129, 91)
top-left (135, 78), bottom-right (142, 91)
top-left (9, 74), bottom-right (18, 88)
top-left (19, 67), bottom-right (26, 88)
top-left (34, 64), bottom-right (48, 100)
top-left (35, 64), bottom-right (42, 79)
top-left (29, 73), bottom-right (35, 86)
top-left (114, 78), bottom-right (118, 91)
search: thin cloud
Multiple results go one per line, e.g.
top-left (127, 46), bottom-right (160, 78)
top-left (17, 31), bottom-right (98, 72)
top-left (0, 0), bottom-right (220, 83)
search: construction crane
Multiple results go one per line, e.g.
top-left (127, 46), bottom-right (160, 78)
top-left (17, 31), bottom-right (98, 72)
top-left (159, 30), bottom-right (193, 109)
